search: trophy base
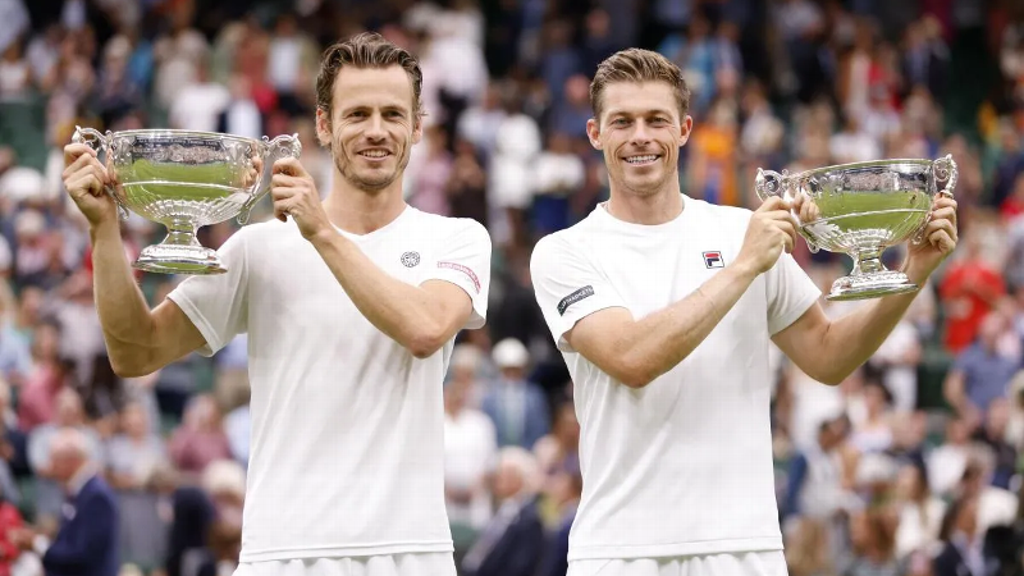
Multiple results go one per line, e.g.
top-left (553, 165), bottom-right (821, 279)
top-left (827, 270), bottom-right (918, 301)
top-left (133, 244), bottom-right (226, 275)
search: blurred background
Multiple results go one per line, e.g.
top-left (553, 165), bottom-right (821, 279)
top-left (0, 0), bottom-right (1023, 574)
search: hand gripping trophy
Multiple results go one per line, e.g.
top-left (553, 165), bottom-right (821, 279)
top-left (72, 126), bottom-right (302, 275)
top-left (755, 154), bottom-right (958, 301)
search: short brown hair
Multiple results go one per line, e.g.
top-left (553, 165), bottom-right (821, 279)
top-left (590, 48), bottom-right (690, 121)
top-left (315, 32), bottom-right (424, 119)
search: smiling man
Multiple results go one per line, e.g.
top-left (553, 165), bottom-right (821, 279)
top-left (529, 48), bottom-right (959, 576)
top-left (61, 32), bottom-right (491, 576)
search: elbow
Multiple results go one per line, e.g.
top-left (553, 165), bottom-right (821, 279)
top-left (614, 355), bottom-right (658, 389)
top-left (108, 352), bottom-right (155, 379)
top-left (406, 326), bottom-right (448, 360)
top-left (810, 365), bottom-right (849, 387)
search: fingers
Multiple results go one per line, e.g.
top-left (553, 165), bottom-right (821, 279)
top-left (63, 143), bottom-right (96, 167)
top-left (65, 167), bottom-right (107, 197)
top-left (927, 229), bottom-right (956, 253)
top-left (272, 157), bottom-right (310, 179)
top-left (774, 219), bottom-right (797, 254)
top-left (758, 196), bottom-right (792, 213)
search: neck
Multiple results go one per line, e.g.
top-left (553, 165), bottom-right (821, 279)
top-left (605, 181), bottom-right (683, 225)
top-left (324, 174), bottom-right (408, 235)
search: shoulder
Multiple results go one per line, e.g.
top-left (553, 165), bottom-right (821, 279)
top-left (409, 209), bottom-right (489, 239)
top-left (84, 476), bottom-right (118, 506)
top-left (531, 219), bottom-right (593, 265)
top-left (689, 197), bottom-right (754, 228)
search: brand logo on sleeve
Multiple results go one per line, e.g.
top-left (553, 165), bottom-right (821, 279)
top-left (703, 251), bottom-right (724, 268)
top-left (438, 261), bottom-right (481, 293)
top-left (557, 285), bottom-right (595, 316)
top-left (401, 251), bottom-right (421, 267)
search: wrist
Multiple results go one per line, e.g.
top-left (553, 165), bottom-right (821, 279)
top-left (89, 220), bottom-right (122, 243)
top-left (308, 226), bottom-right (341, 250)
top-left (901, 259), bottom-right (933, 287)
top-left (726, 258), bottom-right (759, 284)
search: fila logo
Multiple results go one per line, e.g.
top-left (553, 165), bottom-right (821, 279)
top-left (703, 251), bottom-right (724, 268)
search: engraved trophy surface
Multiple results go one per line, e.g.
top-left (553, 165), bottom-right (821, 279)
top-left (72, 126), bottom-right (302, 275)
top-left (755, 155), bottom-right (958, 301)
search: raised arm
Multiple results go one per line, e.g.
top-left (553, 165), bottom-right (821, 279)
top-left (534, 197), bottom-right (799, 389)
top-left (64, 144), bottom-right (205, 378)
top-left (267, 157), bottom-right (491, 358)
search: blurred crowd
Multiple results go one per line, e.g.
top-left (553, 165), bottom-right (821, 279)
top-left (2, 0), bottom-right (1024, 575)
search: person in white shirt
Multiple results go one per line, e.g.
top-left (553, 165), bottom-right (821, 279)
top-left (529, 48), bottom-right (960, 576)
top-left (60, 32), bottom-right (492, 576)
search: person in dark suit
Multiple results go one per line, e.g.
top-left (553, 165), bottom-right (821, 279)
top-left (934, 494), bottom-right (984, 576)
top-left (461, 447), bottom-right (546, 576)
top-left (11, 427), bottom-right (119, 576)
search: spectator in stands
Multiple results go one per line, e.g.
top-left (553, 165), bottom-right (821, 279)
top-left (461, 447), bottom-right (545, 576)
top-left (482, 338), bottom-right (549, 451)
top-left (12, 426), bottom-right (119, 576)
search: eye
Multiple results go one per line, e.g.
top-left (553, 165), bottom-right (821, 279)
top-left (612, 118), bottom-right (630, 127)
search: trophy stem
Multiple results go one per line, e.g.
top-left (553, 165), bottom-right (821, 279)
top-left (828, 248), bottom-right (917, 301)
top-left (164, 219), bottom-right (201, 247)
top-left (851, 249), bottom-right (884, 276)
top-left (132, 218), bottom-right (226, 275)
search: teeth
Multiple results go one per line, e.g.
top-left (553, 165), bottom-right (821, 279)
top-left (626, 155), bottom-right (657, 164)
top-left (362, 151), bottom-right (388, 158)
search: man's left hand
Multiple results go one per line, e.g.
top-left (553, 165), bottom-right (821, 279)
top-left (904, 193), bottom-right (958, 283)
top-left (270, 157), bottom-right (332, 241)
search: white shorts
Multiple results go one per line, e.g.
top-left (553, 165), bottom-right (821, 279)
top-left (567, 551), bottom-right (788, 576)
top-left (233, 553), bottom-right (457, 576)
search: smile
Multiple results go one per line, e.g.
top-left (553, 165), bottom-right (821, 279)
top-left (624, 155), bottom-right (660, 166)
top-left (359, 150), bottom-right (391, 159)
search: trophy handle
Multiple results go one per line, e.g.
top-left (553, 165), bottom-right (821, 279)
top-left (238, 133), bottom-right (303, 225)
top-left (71, 126), bottom-right (129, 221)
top-left (933, 153), bottom-right (958, 196)
top-left (913, 154), bottom-right (959, 245)
top-left (754, 168), bottom-right (786, 202)
top-left (755, 168), bottom-right (820, 253)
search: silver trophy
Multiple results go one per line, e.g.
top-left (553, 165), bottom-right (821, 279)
top-left (755, 155), bottom-right (958, 301)
top-left (72, 126), bottom-right (302, 275)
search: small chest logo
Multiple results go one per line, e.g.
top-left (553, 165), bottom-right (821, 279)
top-left (703, 251), bottom-right (724, 268)
top-left (401, 251), bottom-right (420, 268)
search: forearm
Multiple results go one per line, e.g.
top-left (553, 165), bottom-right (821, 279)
top-left (309, 230), bottom-right (448, 357)
top-left (816, 289), bottom-right (918, 384)
top-left (617, 263), bottom-right (758, 387)
top-left (90, 222), bottom-right (156, 373)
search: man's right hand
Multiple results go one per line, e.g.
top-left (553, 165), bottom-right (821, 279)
top-left (63, 143), bottom-right (118, 228)
top-left (735, 196), bottom-right (799, 276)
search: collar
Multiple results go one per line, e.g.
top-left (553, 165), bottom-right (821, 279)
top-left (67, 463), bottom-right (96, 498)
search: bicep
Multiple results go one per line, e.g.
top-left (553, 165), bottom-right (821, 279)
top-left (564, 306), bottom-right (634, 380)
top-left (421, 279), bottom-right (475, 339)
top-left (148, 299), bottom-right (208, 368)
top-left (771, 302), bottom-right (830, 379)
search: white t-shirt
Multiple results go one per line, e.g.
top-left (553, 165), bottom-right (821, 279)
top-left (530, 195), bottom-right (820, 560)
top-left (168, 206), bottom-right (491, 562)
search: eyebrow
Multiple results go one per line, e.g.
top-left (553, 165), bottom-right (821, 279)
top-left (339, 102), bottom-right (411, 115)
top-left (606, 109), bottom-right (675, 119)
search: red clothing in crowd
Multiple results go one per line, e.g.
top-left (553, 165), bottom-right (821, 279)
top-left (939, 261), bottom-right (1007, 353)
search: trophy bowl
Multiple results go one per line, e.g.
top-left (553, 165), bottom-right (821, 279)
top-left (755, 154), bottom-right (958, 301)
top-left (72, 126), bottom-right (302, 275)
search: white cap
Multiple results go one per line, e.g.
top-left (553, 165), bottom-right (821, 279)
top-left (492, 338), bottom-right (529, 369)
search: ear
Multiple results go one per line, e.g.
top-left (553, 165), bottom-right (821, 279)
top-left (678, 115), bottom-right (694, 147)
top-left (315, 108), bottom-right (332, 147)
top-left (586, 118), bottom-right (602, 150)
top-left (412, 114), bottom-right (424, 145)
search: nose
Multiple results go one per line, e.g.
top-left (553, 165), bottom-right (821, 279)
top-left (365, 111), bottom-right (387, 141)
top-left (630, 119), bottom-right (652, 145)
